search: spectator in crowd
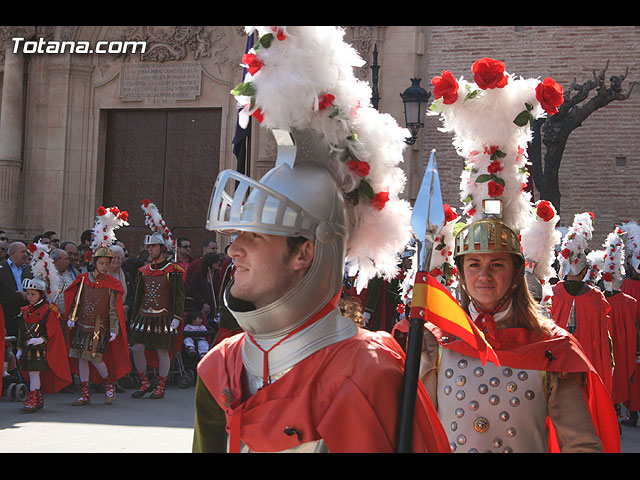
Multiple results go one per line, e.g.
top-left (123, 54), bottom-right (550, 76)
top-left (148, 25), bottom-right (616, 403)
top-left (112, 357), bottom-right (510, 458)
top-left (32, 234), bottom-right (50, 246)
top-left (176, 237), bottom-right (194, 275)
top-left (80, 229), bottom-right (93, 247)
top-left (185, 238), bottom-right (218, 297)
top-left (108, 244), bottom-right (135, 320)
top-left (60, 241), bottom-right (81, 281)
top-left (0, 239), bottom-right (8, 262)
top-left (187, 252), bottom-right (225, 319)
top-left (77, 243), bottom-right (92, 273)
top-left (50, 248), bottom-right (73, 320)
top-left (0, 242), bottom-right (33, 337)
top-left (43, 231), bottom-right (60, 249)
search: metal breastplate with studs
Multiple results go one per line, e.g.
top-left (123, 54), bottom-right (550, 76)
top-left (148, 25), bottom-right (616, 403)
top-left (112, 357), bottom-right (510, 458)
top-left (133, 273), bottom-right (173, 334)
top-left (437, 348), bottom-right (548, 453)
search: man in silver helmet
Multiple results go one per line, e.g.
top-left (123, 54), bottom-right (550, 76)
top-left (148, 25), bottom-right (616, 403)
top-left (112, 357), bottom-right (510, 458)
top-left (192, 130), bottom-right (448, 453)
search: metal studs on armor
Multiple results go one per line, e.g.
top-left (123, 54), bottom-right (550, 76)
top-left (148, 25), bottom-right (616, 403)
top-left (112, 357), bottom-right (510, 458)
top-left (473, 367), bottom-right (484, 377)
top-left (502, 367), bottom-right (513, 377)
top-left (509, 397), bottom-right (520, 408)
top-left (489, 377), bottom-right (500, 388)
top-left (506, 426), bottom-right (517, 438)
top-left (455, 375), bottom-right (466, 387)
top-left (450, 421), bottom-right (458, 432)
top-left (469, 400), bottom-right (479, 411)
top-left (506, 381), bottom-right (518, 393)
top-left (473, 417), bottom-right (489, 433)
top-left (525, 390), bottom-right (535, 400)
top-left (456, 390), bottom-right (466, 401)
top-left (499, 411), bottom-right (510, 422)
top-left (445, 368), bottom-right (454, 379)
top-left (478, 383), bottom-right (488, 395)
top-left (517, 371), bottom-right (528, 381)
top-left (444, 385), bottom-right (452, 396)
top-left (489, 394), bottom-right (500, 405)
top-left (455, 408), bottom-right (465, 418)
top-left (457, 359), bottom-right (468, 369)
top-left (456, 434), bottom-right (467, 445)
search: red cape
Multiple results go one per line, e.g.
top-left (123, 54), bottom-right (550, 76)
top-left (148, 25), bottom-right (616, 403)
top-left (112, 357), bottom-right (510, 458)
top-left (551, 282), bottom-right (613, 394)
top-left (64, 272), bottom-right (131, 382)
top-left (607, 292), bottom-right (638, 404)
top-left (198, 329), bottom-right (451, 453)
top-left (19, 302), bottom-right (72, 393)
top-left (621, 279), bottom-right (640, 410)
top-left (426, 319), bottom-right (620, 453)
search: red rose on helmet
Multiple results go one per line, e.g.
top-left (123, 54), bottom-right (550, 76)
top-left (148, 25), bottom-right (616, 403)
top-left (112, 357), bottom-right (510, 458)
top-left (28, 243), bottom-right (37, 253)
top-left (487, 160), bottom-right (503, 174)
top-left (346, 159), bottom-right (370, 177)
top-left (487, 180), bottom-right (504, 198)
top-left (536, 200), bottom-right (555, 222)
top-left (242, 53), bottom-right (264, 76)
top-left (472, 58), bottom-right (509, 90)
top-left (317, 93), bottom-right (335, 111)
top-left (97, 206), bottom-right (107, 216)
top-left (118, 211), bottom-right (129, 222)
top-left (432, 70), bottom-right (459, 104)
top-left (142, 199), bottom-right (151, 207)
top-left (443, 203), bottom-right (458, 223)
top-left (561, 248), bottom-right (571, 259)
top-left (371, 190), bottom-right (390, 210)
top-left (602, 272), bottom-right (613, 283)
top-left (535, 78), bottom-right (564, 115)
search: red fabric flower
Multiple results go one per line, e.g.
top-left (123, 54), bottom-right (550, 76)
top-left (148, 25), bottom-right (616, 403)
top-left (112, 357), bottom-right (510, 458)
top-left (370, 190), bottom-right (390, 210)
top-left (467, 207), bottom-right (476, 218)
top-left (346, 159), bottom-right (370, 177)
top-left (484, 145), bottom-right (499, 155)
top-left (242, 53), bottom-right (264, 76)
top-left (142, 199), bottom-right (151, 207)
top-left (28, 243), bottom-right (37, 253)
top-left (396, 303), bottom-right (405, 315)
top-left (118, 211), bottom-right (129, 222)
top-left (487, 180), bottom-right (504, 198)
top-left (487, 160), bottom-right (503, 174)
top-left (97, 206), bottom-right (107, 216)
top-left (602, 272), bottom-right (613, 283)
top-left (271, 26), bottom-right (287, 41)
top-left (561, 248), bottom-right (571, 259)
top-left (317, 93), bottom-right (335, 111)
top-left (535, 77), bottom-right (563, 115)
top-left (251, 108), bottom-right (264, 123)
top-left (430, 267), bottom-right (443, 277)
top-left (588, 212), bottom-right (594, 221)
top-left (536, 201), bottom-right (555, 222)
top-left (443, 203), bottom-right (458, 223)
top-left (432, 70), bottom-right (459, 105)
top-left (472, 57), bottom-right (509, 90)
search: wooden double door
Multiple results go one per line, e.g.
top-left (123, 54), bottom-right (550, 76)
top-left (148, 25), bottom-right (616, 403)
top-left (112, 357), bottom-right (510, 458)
top-left (103, 108), bottom-right (222, 258)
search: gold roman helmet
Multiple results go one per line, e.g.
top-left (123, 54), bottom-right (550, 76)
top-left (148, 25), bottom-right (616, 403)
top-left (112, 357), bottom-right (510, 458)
top-left (93, 245), bottom-right (113, 258)
top-left (454, 199), bottom-right (524, 260)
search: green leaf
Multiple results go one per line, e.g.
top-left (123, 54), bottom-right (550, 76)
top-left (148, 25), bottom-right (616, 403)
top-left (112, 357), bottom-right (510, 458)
top-left (513, 110), bottom-right (533, 127)
top-left (230, 82), bottom-right (256, 97)
top-left (259, 33), bottom-right (274, 49)
top-left (462, 195), bottom-right (473, 204)
top-left (358, 180), bottom-right (374, 200)
top-left (475, 174), bottom-right (493, 183)
top-left (464, 89), bottom-right (480, 102)
top-left (453, 221), bottom-right (467, 236)
top-left (491, 149), bottom-right (506, 160)
top-left (494, 177), bottom-right (505, 187)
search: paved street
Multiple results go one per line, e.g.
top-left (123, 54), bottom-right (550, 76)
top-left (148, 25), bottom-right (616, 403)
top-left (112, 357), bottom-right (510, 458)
top-left (3, 380), bottom-right (640, 453)
top-left (0, 382), bottom-right (197, 453)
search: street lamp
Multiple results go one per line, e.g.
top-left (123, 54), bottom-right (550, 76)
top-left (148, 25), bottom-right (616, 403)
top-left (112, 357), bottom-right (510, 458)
top-left (400, 78), bottom-right (431, 145)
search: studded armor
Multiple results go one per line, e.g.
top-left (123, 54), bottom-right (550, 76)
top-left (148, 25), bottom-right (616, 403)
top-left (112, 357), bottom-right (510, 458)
top-left (437, 348), bottom-right (548, 453)
top-left (132, 272), bottom-right (174, 334)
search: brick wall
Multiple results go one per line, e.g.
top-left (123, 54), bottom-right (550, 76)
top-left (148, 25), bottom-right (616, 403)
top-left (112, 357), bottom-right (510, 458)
top-left (421, 25), bottom-right (640, 247)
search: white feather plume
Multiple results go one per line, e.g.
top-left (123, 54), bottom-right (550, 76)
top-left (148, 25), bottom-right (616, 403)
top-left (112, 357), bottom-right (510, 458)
top-left (141, 199), bottom-right (173, 250)
top-left (28, 241), bottom-right (61, 303)
top-left (620, 220), bottom-right (640, 272)
top-left (233, 26), bottom-right (412, 292)
top-left (90, 206), bottom-right (129, 252)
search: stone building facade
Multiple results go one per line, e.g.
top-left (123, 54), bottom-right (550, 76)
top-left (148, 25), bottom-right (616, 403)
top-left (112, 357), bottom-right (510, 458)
top-left (0, 25), bottom-right (637, 255)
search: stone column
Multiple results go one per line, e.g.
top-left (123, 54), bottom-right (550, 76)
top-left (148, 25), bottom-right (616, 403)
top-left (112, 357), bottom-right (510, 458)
top-left (0, 47), bottom-right (25, 230)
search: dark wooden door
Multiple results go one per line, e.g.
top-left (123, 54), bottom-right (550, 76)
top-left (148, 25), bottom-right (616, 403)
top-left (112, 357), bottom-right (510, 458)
top-left (103, 108), bottom-right (221, 259)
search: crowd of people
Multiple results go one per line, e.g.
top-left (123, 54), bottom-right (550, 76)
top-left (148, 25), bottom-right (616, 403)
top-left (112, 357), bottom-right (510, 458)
top-left (0, 226), bottom-right (235, 411)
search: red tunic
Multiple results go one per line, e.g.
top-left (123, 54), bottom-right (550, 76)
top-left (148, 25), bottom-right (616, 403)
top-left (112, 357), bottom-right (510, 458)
top-left (621, 279), bottom-right (640, 410)
top-left (64, 272), bottom-right (131, 382)
top-left (198, 328), bottom-right (450, 453)
top-left (551, 282), bottom-right (613, 394)
top-left (607, 292), bottom-right (638, 404)
top-left (19, 302), bottom-right (72, 393)
top-left (426, 319), bottom-right (620, 453)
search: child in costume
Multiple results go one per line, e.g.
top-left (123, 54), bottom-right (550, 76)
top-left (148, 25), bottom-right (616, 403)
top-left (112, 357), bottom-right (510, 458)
top-left (17, 242), bottom-right (71, 412)
top-left (65, 206), bottom-right (130, 405)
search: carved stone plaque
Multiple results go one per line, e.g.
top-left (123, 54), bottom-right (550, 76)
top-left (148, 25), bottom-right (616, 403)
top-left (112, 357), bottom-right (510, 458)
top-left (121, 61), bottom-right (202, 103)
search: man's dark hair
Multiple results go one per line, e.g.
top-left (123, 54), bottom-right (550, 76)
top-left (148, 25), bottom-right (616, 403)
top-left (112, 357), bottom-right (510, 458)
top-left (177, 237), bottom-right (191, 248)
top-left (286, 236), bottom-right (308, 256)
top-left (202, 238), bottom-right (217, 248)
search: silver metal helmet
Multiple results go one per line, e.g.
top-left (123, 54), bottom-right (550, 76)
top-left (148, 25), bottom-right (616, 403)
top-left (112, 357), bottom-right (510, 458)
top-left (22, 277), bottom-right (47, 292)
top-left (144, 232), bottom-right (166, 246)
top-left (206, 128), bottom-right (348, 336)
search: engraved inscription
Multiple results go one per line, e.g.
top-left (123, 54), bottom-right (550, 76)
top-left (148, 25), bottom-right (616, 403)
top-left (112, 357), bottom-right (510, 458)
top-left (121, 61), bottom-right (201, 102)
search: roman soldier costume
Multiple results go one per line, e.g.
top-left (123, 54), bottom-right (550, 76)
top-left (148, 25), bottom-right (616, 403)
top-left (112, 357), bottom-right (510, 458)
top-left (419, 57), bottom-right (619, 452)
top-left (17, 242), bottom-right (71, 412)
top-left (193, 26), bottom-right (449, 453)
top-left (550, 212), bottom-right (614, 394)
top-left (129, 200), bottom-right (185, 399)
top-left (619, 220), bottom-right (640, 425)
top-left (65, 206), bottom-right (130, 405)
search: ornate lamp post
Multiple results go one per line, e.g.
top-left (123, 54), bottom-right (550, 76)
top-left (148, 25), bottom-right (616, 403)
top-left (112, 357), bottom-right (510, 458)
top-left (400, 78), bottom-right (430, 145)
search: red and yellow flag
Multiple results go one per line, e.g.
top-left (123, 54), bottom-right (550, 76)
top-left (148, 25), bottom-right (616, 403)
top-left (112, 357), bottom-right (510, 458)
top-left (409, 273), bottom-right (499, 366)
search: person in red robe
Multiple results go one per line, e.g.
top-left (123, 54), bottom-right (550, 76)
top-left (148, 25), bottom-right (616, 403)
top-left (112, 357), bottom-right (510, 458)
top-left (551, 278), bottom-right (614, 395)
top-left (620, 274), bottom-right (640, 425)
